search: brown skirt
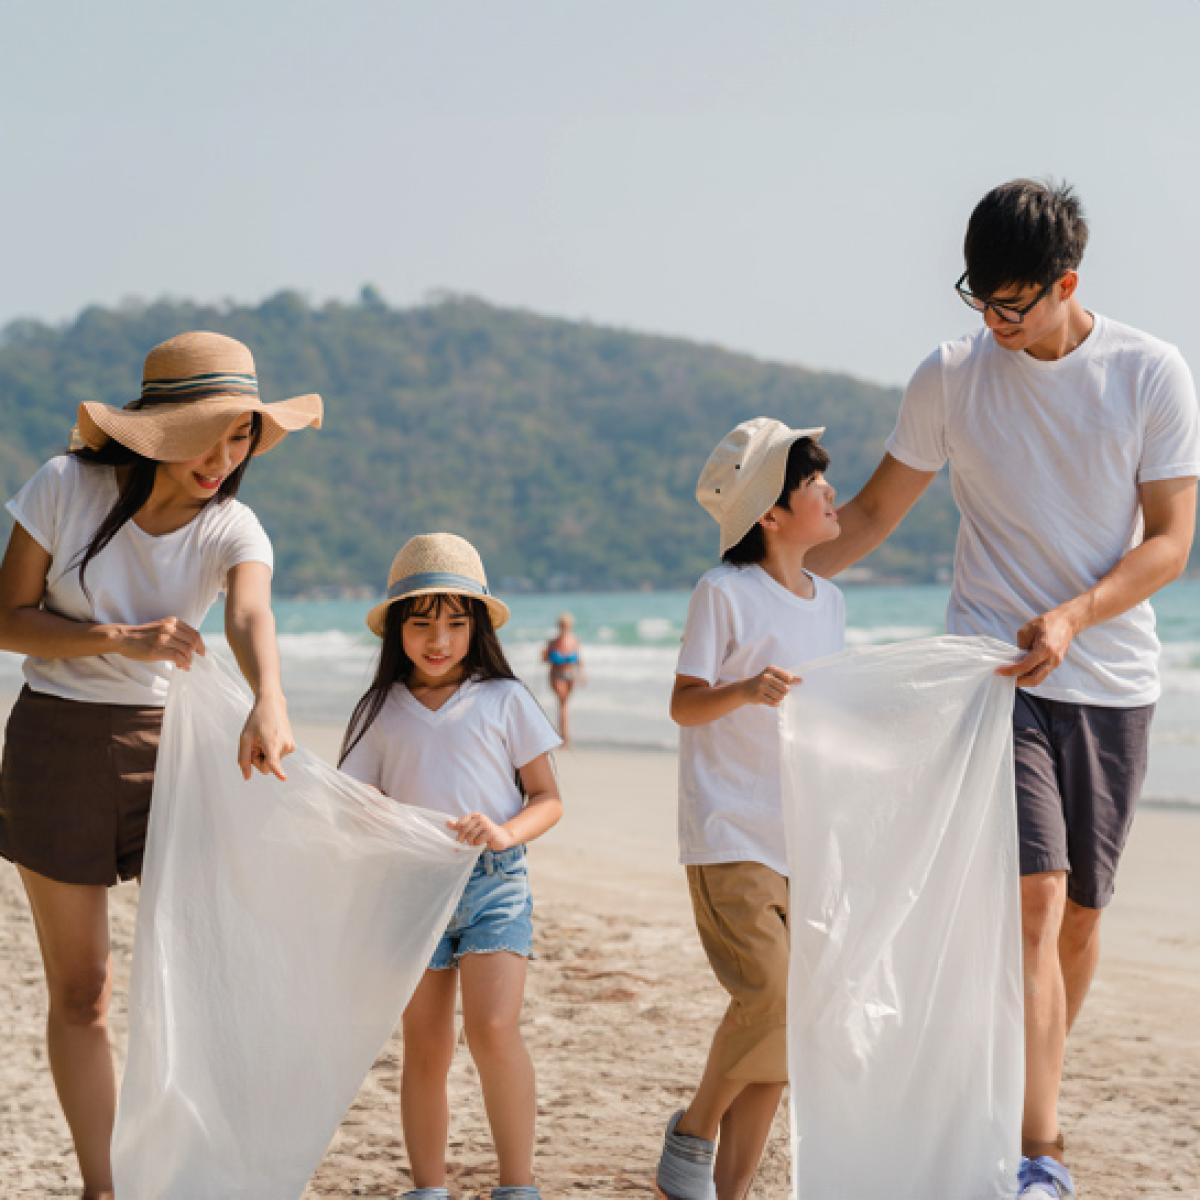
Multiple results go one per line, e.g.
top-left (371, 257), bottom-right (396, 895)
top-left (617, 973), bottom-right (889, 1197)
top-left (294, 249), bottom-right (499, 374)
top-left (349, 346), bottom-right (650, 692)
top-left (0, 685), bottom-right (163, 886)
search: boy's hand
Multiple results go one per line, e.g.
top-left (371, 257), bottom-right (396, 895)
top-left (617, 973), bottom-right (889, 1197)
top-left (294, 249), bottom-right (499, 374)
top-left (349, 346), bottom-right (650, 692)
top-left (447, 812), bottom-right (517, 851)
top-left (741, 666), bottom-right (802, 708)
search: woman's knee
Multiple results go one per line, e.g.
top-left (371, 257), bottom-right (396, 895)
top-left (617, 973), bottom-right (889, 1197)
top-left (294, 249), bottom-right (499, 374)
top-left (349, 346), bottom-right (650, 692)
top-left (48, 963), bottom-right (110, 1027)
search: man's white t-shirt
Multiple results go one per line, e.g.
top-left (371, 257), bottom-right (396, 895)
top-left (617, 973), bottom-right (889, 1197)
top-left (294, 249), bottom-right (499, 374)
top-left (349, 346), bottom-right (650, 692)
top-left (339, 677), bottom-right (561, 823)
top-left (6, 455), bottom-right (274, 706)
top-left (675, 563), bottom-right (845, 876)
top-left (886, 315), bottom-right (1200, 707)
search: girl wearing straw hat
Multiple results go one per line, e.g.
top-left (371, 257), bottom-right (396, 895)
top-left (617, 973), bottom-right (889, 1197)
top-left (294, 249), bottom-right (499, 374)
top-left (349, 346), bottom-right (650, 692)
top-left (340, 533), bottom-right (562, 1200)
top-left (0, 330), bottom-right (321, 1200)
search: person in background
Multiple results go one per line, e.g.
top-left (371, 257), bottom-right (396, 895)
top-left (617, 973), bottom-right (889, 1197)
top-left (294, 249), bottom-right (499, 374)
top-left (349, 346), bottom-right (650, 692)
top-left (542, 611), bottom-right (584, 746)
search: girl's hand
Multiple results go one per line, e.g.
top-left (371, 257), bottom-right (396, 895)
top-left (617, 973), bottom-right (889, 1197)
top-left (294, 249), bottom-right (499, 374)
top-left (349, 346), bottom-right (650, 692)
top-left (237, 692), bottom-right (295, 781)
top-left (741, 665), bottom-right (802, 708)
top-left (447, 812), bottom-right (516, 851)
top-left (116, 617), bottom-right (206, 669)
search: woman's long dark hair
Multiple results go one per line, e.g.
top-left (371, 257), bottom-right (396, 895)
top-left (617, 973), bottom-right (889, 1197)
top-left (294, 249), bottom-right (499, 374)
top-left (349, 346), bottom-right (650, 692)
top-left (69, 412), bottom-right (262, 598)
top-left (339, 592), bottom-right (518, 766)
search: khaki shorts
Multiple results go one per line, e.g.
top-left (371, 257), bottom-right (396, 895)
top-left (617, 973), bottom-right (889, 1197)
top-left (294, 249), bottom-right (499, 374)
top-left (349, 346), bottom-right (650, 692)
top-left (687, 860), bottom-right (789, 1084)
top-left (0, 686), bottom-right (163, 886)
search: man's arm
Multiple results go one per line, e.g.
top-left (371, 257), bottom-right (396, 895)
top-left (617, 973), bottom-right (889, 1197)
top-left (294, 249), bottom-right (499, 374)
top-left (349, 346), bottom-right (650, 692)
top-left (998, 476), bottom-right (1198, 688)
top-left (806, 453), bottom-right (937, 578)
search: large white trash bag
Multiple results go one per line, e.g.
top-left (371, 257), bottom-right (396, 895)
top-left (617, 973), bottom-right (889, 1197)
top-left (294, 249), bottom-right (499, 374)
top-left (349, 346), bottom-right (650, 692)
top-left (781, 636), bottom-right (1022, 1200)
top-left (112, 654), bottom-right (478, 1199)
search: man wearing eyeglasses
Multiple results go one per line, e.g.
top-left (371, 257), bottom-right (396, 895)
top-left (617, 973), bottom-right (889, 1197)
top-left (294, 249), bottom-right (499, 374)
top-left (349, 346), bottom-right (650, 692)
top-left (807, 178), bottom-right (1199, 1199)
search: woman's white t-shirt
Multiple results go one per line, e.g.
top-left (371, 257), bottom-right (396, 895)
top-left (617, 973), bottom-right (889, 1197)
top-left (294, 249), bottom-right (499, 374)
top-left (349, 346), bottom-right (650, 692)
top-left (886, 315), bottom-right (1200, 706)
top-left (339, 677), bottom-right (560, 823)
top-left (6, 455), bottom-right (273, 706)
top-left (675, 563), bottom-right (846, 876)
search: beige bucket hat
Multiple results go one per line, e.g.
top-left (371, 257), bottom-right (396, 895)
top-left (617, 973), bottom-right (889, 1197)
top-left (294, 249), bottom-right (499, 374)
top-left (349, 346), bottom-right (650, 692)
top-left (366, 533), bottom-right (511, 636)
top-left (697, 417), bottom-right (826, 554)
top-left (74, 331), bottom-right (323, 462)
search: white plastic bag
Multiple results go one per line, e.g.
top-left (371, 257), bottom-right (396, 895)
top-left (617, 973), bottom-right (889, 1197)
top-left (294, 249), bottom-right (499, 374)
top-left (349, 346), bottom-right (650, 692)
top-left (112, 654), bottom-right (478, 1199)
top-left (781, 636), bottom-right (1022, 1200)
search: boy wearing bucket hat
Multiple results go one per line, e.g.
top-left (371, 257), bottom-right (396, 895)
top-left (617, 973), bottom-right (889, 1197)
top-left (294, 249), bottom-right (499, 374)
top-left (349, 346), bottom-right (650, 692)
top-left (655, 418), bottom-right (844, 1200)
top-left (0, 330), bottom-right (321, 1199)
top-left (340, 533), bottom-right (561, 1200)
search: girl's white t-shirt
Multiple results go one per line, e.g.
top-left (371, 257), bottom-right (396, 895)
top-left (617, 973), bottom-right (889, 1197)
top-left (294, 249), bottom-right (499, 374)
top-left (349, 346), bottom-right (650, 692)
top-left (6, 455), bottom-right (273, 706)
top-left (339, 677), bottom-right (561, 823)
top-left (675, 563), bottom-right (846, 876)
top-left (886, 315), bottom-right (1200, 707)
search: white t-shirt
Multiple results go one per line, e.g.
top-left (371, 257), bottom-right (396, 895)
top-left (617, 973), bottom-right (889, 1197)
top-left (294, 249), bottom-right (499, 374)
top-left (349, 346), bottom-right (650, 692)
top-left (6, 455), bottom-right (274, 706)
top-left (675, 563), bottom-right (846, 875)
top-left (886, 315), bottom-right (1200, 707)
top-left (339, 677), bottom-right (561, 823)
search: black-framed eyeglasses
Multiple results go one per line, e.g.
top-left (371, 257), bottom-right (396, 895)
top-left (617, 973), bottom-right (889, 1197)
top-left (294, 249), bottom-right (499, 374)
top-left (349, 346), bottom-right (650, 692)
top-left (955, 271), bottom-right (1054, 325)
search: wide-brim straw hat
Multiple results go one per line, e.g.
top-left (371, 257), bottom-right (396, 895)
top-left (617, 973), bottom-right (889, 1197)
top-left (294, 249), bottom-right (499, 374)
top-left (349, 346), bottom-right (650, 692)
top-left (73, 331), bottom-right (323, 462)
top-left (366, 533), bottom-right (511, 636)
top-left (696, 417), bottom-right (826, 554)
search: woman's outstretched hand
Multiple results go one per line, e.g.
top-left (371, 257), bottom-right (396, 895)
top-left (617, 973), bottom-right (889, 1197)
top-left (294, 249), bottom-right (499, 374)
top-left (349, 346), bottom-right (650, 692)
top-left (237, 692), bottom-right (295, 781)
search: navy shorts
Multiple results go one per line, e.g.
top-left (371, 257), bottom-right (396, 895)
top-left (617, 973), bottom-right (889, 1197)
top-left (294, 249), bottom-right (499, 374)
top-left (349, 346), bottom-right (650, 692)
top-left (1013, 690), bottom-right (1154, 909)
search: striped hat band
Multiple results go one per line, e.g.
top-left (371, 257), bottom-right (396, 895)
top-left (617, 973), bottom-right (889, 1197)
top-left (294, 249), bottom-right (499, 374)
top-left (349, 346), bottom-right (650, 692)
top-left (136, 371), bottom-right (261, 407)
top-left (387, 571), bottom-right (491, 601)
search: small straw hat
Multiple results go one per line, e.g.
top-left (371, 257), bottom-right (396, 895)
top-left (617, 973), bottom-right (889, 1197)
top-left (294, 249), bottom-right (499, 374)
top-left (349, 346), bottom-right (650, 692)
top-left (73, 331), bottom-right (323, 462)
top-left (366, 533), bottom-right (511, 636)
top-left (696, 417), bottom-right (826, 554)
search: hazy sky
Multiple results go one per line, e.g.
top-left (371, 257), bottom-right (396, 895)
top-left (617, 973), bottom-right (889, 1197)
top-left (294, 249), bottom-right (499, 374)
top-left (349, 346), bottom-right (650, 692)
top-left (4, 1), bottom-right (1198, 387)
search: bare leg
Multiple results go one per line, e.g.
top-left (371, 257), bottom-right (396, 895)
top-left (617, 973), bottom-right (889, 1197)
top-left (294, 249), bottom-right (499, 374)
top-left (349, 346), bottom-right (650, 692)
top-left (18, 866), bottom-right (116, 1200)
top-left (400, 968), bottom-right (459, 1188)
top-left (1059, 899), bottom-right (1102, 1033)
top-left (550, 677), bottom-right (571, 746)
top-left (460, 952), bottom-right (535, 1187)
top-left (675, 1014), bottom-right (750, 1141)
top-left (1020, 871), bottom-right (1068, 1151)
top-left (714, 1082), bottom-right (786, 1200)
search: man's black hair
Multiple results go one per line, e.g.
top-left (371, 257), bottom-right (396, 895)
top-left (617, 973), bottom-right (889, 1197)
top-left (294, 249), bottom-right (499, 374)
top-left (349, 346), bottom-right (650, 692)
top-left (963, 178), bottom-right (1088, 298)
top-left (723, 436), bottom-right (830, 566)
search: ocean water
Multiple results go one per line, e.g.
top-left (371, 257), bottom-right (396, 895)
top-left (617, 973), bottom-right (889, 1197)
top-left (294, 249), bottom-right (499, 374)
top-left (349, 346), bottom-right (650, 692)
top-left (244, 579), bottom-right (1200, 806)
top-left (2, 580), bottom-right (1196, 803)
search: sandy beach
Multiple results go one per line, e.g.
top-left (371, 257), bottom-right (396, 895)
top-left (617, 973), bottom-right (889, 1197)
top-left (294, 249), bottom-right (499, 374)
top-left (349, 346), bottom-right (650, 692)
top-left (2, 706), bottom-right (1198, 1198)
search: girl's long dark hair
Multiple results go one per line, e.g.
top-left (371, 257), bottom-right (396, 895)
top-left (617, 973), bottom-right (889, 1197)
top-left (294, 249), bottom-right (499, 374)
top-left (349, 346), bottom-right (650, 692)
top-left (339, 592), bottom-right (517, 766)
top-left (69, 413), bottom-right (262, 598)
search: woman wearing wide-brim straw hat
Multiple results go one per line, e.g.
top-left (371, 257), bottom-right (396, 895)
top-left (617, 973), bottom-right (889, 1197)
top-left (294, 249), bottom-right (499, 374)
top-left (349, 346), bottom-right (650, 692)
top-left (0, 329), bottom-right (321, 1200)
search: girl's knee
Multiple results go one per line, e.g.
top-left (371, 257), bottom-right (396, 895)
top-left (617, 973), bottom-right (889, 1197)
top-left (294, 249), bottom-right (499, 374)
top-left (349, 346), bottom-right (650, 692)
top-left (464, 1011), bottom-right (523, 1059)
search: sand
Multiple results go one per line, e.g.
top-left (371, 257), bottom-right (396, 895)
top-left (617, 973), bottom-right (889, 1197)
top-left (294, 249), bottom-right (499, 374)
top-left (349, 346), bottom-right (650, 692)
top-left (1, 708), bottom-right (1198, 1198)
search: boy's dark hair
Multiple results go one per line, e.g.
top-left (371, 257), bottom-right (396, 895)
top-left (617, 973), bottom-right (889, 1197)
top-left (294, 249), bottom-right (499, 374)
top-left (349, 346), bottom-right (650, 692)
top-left (722, 436), bottom-right (830, 566)
top-left (963, 179), bottom-right (1088, 298)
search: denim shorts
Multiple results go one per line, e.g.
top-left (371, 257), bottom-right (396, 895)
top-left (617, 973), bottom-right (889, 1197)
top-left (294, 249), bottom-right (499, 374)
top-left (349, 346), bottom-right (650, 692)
top-left (429, 844), bottom-right (534, 970)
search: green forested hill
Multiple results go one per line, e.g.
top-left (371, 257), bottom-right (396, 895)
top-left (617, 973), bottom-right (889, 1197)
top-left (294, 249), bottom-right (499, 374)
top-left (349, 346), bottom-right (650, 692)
top-left (0, 290), bottom-right (959, 594)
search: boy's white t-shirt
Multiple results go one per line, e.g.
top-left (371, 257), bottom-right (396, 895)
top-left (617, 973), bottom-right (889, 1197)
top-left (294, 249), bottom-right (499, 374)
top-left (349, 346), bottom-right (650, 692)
top-left (675, 563), bottom-right (845, 876)
top-left (6, 455), bottom-right (273, 706)
top-left (885, 315), bottom-right (1200, 707)
top-left (340, 677), bottom-right (561, 823)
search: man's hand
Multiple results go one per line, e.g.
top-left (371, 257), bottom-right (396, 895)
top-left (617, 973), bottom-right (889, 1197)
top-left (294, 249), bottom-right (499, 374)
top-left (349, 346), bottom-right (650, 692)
top-left (997, 607), bottom-right (1080, 688)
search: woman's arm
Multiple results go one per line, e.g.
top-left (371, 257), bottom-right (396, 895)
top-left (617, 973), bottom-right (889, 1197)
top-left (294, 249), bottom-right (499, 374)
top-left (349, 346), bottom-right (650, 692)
top-left (224, 561), bottom-right (294, 781)
top-left (0, 524), bottom-right (204, 666)
top-left (447, 751), bottom-right (563, 850)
